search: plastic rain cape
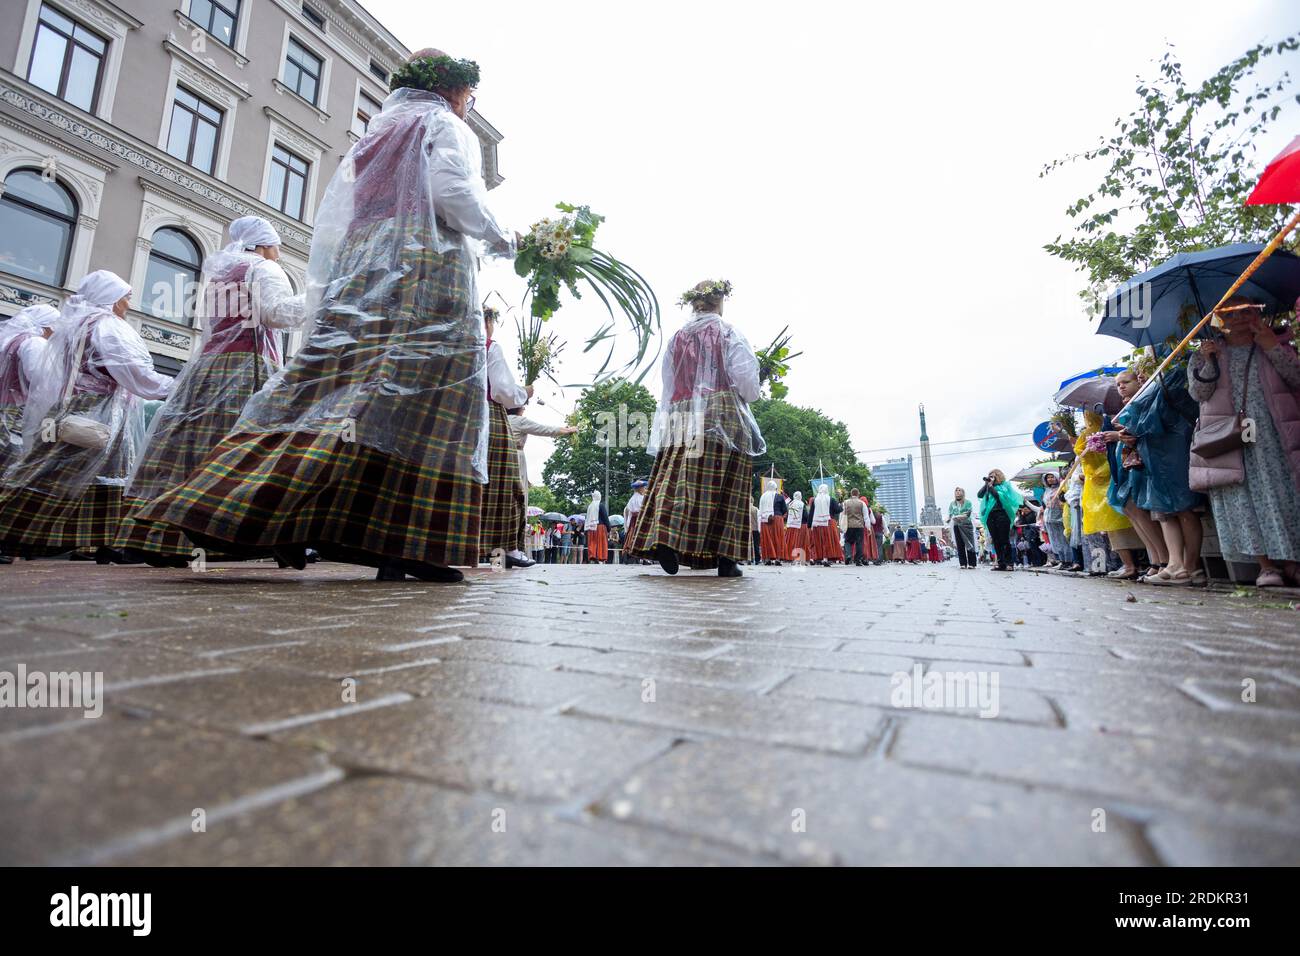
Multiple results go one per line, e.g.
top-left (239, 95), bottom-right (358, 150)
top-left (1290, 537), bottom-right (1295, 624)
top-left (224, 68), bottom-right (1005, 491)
top-left (7, 301), bottom-right (152, 496)
top-left (0, 306), bottom-right (56, 465)
top-left (125, 251), bottom-right (305, 499)
top-left (648, 313), bottom-right (765, 457)
top-left (229, 88), bottom-right (512, 481)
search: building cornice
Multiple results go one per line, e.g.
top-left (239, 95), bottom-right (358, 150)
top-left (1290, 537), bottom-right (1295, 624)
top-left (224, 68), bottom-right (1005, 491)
top-left (0, 73), bottom-right (312, 251)
top-left (263, 105), bottom-right (332, 154)
top-left (161, 35), bottom-right (252, 102)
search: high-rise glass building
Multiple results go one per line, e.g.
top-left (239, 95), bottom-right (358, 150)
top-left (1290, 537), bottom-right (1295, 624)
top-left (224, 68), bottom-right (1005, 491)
top-left (872, 456), bottom-right (917, 527)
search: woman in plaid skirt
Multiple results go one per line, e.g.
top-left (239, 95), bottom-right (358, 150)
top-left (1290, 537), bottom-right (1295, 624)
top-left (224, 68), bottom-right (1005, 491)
top-left (130, 53), bottom-right (514, 582)
top-left (115, 217), bottom-right (305, 566)
top-left (626, 279), bottom-right (764, 577)
top-left (0, 271), bottom-right (173, 561)
top-left (0, 304), bottom-right (58, 563)
top-left (481, 307), bottom-right (533, 568)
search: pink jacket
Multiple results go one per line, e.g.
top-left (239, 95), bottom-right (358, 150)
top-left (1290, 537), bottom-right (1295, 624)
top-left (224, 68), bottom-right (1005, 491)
top-left (1188, 343), bottom-right (1300, 493)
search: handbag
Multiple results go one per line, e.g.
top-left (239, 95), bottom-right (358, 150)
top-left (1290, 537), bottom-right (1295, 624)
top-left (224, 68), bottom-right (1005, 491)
top-left (1120, 444), bottom-right (1144, 470)
top-left (1190, 346), bottom-right (1254, 460)
top-left (53, 323), bottom-right (110, 451)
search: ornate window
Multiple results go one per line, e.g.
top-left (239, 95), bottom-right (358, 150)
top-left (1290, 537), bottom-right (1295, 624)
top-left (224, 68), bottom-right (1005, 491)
top-left (26, 3), bottom-right (107, 113)
top-left (144, 227), bottom-right (202, 326)
top-left (165, 87), bottom-right (224, 175)
top-left (0, 168), bottom-right (78, 286)
top-left (265, 145), bottom-right (310, 220)
top-left (283, 38), bottom-right (323, 106)
top-left (188, 0), bottom-right (241, 48)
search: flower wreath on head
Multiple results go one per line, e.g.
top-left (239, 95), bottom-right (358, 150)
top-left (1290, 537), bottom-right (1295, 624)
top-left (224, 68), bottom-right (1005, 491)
top-left (482, 305), bottom-right (500, 323)
top-left (390, 55), bottom-right (480, 94)
top-left (678, 279), bottom-right (733, 308)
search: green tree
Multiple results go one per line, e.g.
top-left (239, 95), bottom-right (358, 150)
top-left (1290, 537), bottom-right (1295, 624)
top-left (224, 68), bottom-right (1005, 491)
top-left (1043, 37), bottom-right (1299, 312)
top-left (528, 484), bottom-right (564, 516)
top-left (750, 399), bottom-right (878, 501)
top-left (542, 377), bottom-right (657, 514)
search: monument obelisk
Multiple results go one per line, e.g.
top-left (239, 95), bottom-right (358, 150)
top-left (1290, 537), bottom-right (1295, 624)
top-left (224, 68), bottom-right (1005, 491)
top-left (918, 404), bottom-right (943, 526)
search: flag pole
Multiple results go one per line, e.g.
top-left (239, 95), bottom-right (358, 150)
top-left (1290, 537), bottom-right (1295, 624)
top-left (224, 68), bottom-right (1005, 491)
top-left (1131, 207), bottom-right (1300, 401)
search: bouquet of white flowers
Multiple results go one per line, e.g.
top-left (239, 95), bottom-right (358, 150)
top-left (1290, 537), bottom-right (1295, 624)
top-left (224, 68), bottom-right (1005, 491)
top-left (515, 202), bottom-right (660, 381)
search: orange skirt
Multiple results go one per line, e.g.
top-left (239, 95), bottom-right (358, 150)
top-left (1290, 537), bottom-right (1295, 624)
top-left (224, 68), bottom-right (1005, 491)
top-left (786, 524), bottom-right (809, 561)
top-left (812, 521), bottom-right (842, 563)
top-left (760, 515), bottom-right (788, 560)
top-left (587, 524), bottom-right (608, 561)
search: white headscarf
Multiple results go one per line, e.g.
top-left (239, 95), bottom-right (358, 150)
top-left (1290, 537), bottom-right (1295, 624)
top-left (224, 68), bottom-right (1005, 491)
top-left (788, 489), bottom-right (804, 523)
top-left (586, 490), bottom-right (602, 527)
top-left (74, 270), bottom-right (131, 309)
top-left (0, 304), bottom-right (59, 350)
top-left (226, 215), bottom-right (281, 252)
top-left (759, 479), bottom-right (778, 520)
top-left (812, 484), bottom-right (831, 526)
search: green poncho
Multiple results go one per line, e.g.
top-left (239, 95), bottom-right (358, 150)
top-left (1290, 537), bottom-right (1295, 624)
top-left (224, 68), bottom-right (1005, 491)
top-left (979, 481), bottom-right (1024, 526)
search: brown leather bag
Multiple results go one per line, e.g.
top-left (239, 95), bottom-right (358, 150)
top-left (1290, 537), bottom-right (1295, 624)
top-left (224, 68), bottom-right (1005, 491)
top-left (1190, 346), bottom-right (1254, 459)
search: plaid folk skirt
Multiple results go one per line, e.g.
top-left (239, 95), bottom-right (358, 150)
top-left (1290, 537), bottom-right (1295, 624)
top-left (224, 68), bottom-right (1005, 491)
top-left (129, 430), bottom-right (482, 566)
top-left (0, 483), bottom-right (133, 554)
top-left (479, 401), bottom-right (524, 560)
top-left (116, 352), bottom-right (271, 557)
top-left (129, 228), bottom-right (486, 568)
top-left (626, 438), bottom-right (751, 569)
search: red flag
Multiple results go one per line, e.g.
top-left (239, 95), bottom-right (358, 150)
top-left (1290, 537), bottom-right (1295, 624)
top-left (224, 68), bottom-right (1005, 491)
top-left (1246, 135), bottom-right (1300, 205)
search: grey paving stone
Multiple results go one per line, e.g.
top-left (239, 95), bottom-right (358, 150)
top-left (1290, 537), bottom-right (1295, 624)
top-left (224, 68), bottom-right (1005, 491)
top-left (772, 669), bottom-right (1060, 726)
top-left (569, 681), bottom-right (884, 753)
top-left (890, 712), bottom-right (1300, 825)
top-left (112, 668), bottom-right (412, 735)
top-left (0, 716), bottom-right (340, 865)
top-left (272, 698), bottom-right (676, 801)
top-left (372, 659), bottom-right (634, 709)
top-left (117, 777), bottom-right (759, 865)
top-left (588, 738), bottom-right (1149, 865)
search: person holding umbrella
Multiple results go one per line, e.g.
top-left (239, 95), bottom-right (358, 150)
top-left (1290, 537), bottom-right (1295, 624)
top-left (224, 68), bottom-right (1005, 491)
top-left (1187, 298), bottom-right (1300, 588)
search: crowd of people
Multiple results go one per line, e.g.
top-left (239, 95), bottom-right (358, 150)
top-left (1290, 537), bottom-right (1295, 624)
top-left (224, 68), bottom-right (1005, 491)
top-left (973, 302), bottom-right (1299, 588)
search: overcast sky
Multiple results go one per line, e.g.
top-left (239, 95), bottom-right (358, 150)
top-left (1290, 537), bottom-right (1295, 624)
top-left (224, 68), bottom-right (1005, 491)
top-left (368, 0), bottom-right (1295, 507)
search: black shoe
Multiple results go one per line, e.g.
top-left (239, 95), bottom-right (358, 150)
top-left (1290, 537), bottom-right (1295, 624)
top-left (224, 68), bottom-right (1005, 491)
top-left (655, 545), bottom-right (679, 575)
top-left (272, 544), bottom-right (308, 571)
top-left (504, 552), bottom-right (536, 569)
top-left (718, 557), bottom-right (743, 577)
top-left (375, 558), bottom-right (462, 582)
top-left (94, 546), bottom-right (139, 565)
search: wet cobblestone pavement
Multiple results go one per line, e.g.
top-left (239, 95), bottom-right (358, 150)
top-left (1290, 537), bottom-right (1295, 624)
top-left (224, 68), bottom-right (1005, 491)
top-left (2, 560), bottom-right (1298, 865)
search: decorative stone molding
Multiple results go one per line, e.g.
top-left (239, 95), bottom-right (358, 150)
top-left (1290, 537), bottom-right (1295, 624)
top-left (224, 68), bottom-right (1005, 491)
top-left (138, 321), bottom-right (193, 350)
top-left (271, 80), bottom-right (332, 125)
top-left (263, 107), bottom-right (330, 157)
top-left (161, 36), bottom-right (252, 103)
top-left (0, 280), bottom-right (61, 314)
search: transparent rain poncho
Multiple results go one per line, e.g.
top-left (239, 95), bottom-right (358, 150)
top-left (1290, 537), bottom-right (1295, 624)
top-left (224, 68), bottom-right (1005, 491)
top-left (0, 304), bottom-right (58, 469)
top-left (231, 88), bottom-right (514, 481)
top-left (9, 276), bottom-right (171, 496)
top-left (648, 312), bottom-right (765, 457)
top-left (125, 231), bottom-right (306, 499)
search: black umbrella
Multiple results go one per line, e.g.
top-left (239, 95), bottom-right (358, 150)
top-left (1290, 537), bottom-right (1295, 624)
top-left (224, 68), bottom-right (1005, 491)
top-left (1098, 244), bottom-right (1300, 348)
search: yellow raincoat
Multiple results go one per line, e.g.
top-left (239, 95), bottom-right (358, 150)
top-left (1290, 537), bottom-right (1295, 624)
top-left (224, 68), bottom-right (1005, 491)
top-left (1075, 411), bottom-right (1131, 535)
